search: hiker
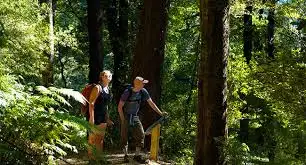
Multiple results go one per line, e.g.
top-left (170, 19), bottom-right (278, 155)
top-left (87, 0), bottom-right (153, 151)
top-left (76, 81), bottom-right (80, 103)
top-left (118, 76), bottom-right (167, 163)
top-left (87, 70), bottom-right (113, 159)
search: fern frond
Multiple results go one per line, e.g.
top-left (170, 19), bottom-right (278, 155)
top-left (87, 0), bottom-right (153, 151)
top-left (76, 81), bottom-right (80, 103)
top-left (43, 143), bottom-right (67, 156)
top-left (0, 91), bottom-right (8, 107)
top-left (48, 87), bottom-right (86, 105)
top-left (57, 140), bottom-right (78, 153)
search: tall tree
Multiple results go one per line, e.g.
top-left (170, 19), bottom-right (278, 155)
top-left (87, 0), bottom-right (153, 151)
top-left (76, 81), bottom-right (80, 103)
top-left (240, 3), bottom-right (253, 143)
top-left (132, 0), bottom-right (170, 126)
top-left (118, 0), bottom-right (129, 87)
top-left (267, 0), bottom-right (276, 59)
top-left (41, 0), bottom-right (56, 87)
top-left (58, 46), bottom-right (67, 87)
top-left (196, 0), bottom-right (229, 164)
top-left (87, 0), bottom-right (104, 83)
top-left (297, 19), bottom-right (306, 57)
top-left (105, 0), bottom-right (130, 102)
top-left (244, 5), bottom-right (253, 64)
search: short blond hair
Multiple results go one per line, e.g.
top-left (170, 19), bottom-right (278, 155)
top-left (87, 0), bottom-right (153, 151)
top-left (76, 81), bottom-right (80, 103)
top-left (100, 70), bottom-right (112, 77)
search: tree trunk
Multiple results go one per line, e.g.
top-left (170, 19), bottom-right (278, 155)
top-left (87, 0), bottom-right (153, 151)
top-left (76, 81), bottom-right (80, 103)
top-left (87, 0), bottom-right (103, 83)
top-left (105, 0), bottom-right (130, 102)
top-left (118, 0), bottom-right (129, 78)
top-left (300, 26), bottom-right (306, 59)
top-left (58, 46), bottom-right (67, 87)
top-left (239, 118), bottom-right (250, 142)
top-left (42, 0), bottom-right (56, 87)
top-left (132, 0), bottom-right (170, 128)
top-left (244, 5), bottom-right (252, 64)
top-left (196, 0), bottom-right (229, 164)
top-left (267, 7), bottom-right (275, 59)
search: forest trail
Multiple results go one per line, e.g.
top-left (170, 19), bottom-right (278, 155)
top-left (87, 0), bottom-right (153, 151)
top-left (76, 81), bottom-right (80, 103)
top-left (58, 151), bottom-right (172, 165)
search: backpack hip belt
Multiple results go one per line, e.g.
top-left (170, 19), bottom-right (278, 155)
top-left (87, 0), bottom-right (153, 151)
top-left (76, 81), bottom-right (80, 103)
top-left (125, 113), bottom-right (138, 126)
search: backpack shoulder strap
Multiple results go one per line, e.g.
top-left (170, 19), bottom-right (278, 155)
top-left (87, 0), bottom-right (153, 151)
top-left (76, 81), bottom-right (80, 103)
top-left (96, 84), bottom-right (102, 94)
top-left (126, 87), bottom-right (133, 101)
top-left (139, 89), bottom-right (145, 102)
top-left (89, 84), bottom-right (102, 103)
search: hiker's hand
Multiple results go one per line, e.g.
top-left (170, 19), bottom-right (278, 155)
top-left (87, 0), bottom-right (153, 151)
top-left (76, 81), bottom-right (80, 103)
top-left (107, 119), bottom-right (114, 126)
top-left (161, 111), bottom-right (168, 116)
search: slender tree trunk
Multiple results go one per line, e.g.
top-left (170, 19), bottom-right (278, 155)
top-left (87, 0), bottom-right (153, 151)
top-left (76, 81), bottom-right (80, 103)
top-left (267, 5), bottom-right (275, 59)
top-left (58, 46), bottom-right (67, 87)
top-left (42, 0), bottom-right (56, 87)
top-left (184, 36), bottom-right (200, 129)
top-left (49, 0), bottom-right (55, 66)
top-left (253, 8), bottom-right (263, 52)
top-left (301, 27), bottom-right (306, 58)
top-left (105, 0), bottom-right (130, 102)
top-left (132, 0), bottom-right (170, 128)
top-left (244, 5), bottom-right (252, 64)
top-left (241, 4), bottom-right (252, 143)
top-left (196, 0), bottom-right (229, 164)
top-left (129, 0), bottom-right (142, 68)
top-left (239, 118), bottom-right (250, 142)
top-left (105, 0), bottom-right (120, 91)
top-left (87, 0), bottom-right (103, 83)
top-left (119, 0), bottom-right (129, 77)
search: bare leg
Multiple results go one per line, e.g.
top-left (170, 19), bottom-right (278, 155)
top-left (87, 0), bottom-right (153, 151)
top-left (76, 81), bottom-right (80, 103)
top-left (88, 132), bottom-right (96, 160)
top-left (95, 123), bottom-right (107, 153)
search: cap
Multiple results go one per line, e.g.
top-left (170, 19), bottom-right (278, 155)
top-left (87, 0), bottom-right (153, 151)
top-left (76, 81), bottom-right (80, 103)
top-left (134, 76), bottom-right (149, 84)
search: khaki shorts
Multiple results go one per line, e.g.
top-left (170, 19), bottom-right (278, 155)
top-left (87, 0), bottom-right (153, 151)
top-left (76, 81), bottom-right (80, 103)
top-left (120, 115), bottom-right (145, 149)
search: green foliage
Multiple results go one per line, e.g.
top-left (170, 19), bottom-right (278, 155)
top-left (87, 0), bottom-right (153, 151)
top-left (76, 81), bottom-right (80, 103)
top-left (0, 67), bottom-right (88, 164)
top-left (161, 0), bottom-right (199, 162)
top-left (0, 0), bottom-right (49, 85)
top-left (162, 94), bottom-right (196, 163)
top-left (223, 136), bottom-right (252, 164)
top-left (53, 0), bottom-right (89, 90)
top-left (226, 0), bottom-right (306, 164)
top-left (0, 0), bottom-right (305, 164)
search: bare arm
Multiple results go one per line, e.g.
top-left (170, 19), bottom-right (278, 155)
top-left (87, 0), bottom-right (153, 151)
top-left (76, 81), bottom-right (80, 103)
top-left (118, 100), bottom-right (125, 122)
top-left (88, 85), bottom-right (99, 124)
top-left (147, 98), bottom-right (163, 116)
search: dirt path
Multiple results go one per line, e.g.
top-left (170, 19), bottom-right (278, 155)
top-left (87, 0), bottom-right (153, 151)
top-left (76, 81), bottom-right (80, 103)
top-left (58, 151), bottom-right (172, 165)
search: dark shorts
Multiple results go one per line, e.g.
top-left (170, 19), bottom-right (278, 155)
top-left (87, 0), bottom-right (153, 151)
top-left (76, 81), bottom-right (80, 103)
top-left (86, 112), bottom-right (106, 125)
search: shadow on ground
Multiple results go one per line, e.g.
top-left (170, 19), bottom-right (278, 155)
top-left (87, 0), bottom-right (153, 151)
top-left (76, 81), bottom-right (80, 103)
top-left (58, 151), bottom-right (173, 165)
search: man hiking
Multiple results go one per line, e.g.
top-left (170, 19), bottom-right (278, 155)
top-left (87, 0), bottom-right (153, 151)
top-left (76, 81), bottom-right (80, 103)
top-left (118, 76), bottom-right (167, 163)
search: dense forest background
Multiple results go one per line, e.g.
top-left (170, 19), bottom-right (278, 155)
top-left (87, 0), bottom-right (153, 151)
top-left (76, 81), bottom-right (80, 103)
top-left (0, 0), bottom-right (305, 164)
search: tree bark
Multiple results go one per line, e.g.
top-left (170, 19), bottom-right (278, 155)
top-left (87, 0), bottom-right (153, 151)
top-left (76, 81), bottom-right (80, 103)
top-left (87, 0), bottom-right (103, 83)
top-left (42, 0), bottom-right (56, 87)
top-left (267, 7), bottom-right (275, 59)
top-left (244, 5), bottom-right (252, 64)
top-left (105, 0), bottom-right (130, 102)
top-left (196, 0), bottom-right (229, 164)
top-left (299, 22), bottom-right (306, 58)
top-left (118, 0), bottom-right (129, 77)
top-left (58, 46), bottom-right (67, 87)
top-left (132, 0), bottom-right (170, 128)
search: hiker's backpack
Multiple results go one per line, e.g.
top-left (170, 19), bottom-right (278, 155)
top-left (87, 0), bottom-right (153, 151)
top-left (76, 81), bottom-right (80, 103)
top-left (120, 84), bottom-right (145, 112)
top-left (80, 84), bottom-right (95, 115)
top-left (120, 84), bottom-right (144, 102)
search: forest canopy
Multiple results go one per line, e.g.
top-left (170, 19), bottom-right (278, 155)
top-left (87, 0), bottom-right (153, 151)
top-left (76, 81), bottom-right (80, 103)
top-left (0, 0), bottom-right (305, 164)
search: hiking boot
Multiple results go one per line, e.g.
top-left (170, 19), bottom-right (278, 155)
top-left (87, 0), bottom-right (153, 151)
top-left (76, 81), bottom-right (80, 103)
top-left (124, 155), bottom-right (129, 163)
top-left (88, 160), bottom-right (97, 165)
top-left (88, 159), bottom-right (110, 165)
top-left (133, 155), bottom-right (147, 164)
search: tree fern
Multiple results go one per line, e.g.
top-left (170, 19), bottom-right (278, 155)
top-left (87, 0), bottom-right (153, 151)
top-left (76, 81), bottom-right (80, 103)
top-left (0, 71), bottom-right (90, 164)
